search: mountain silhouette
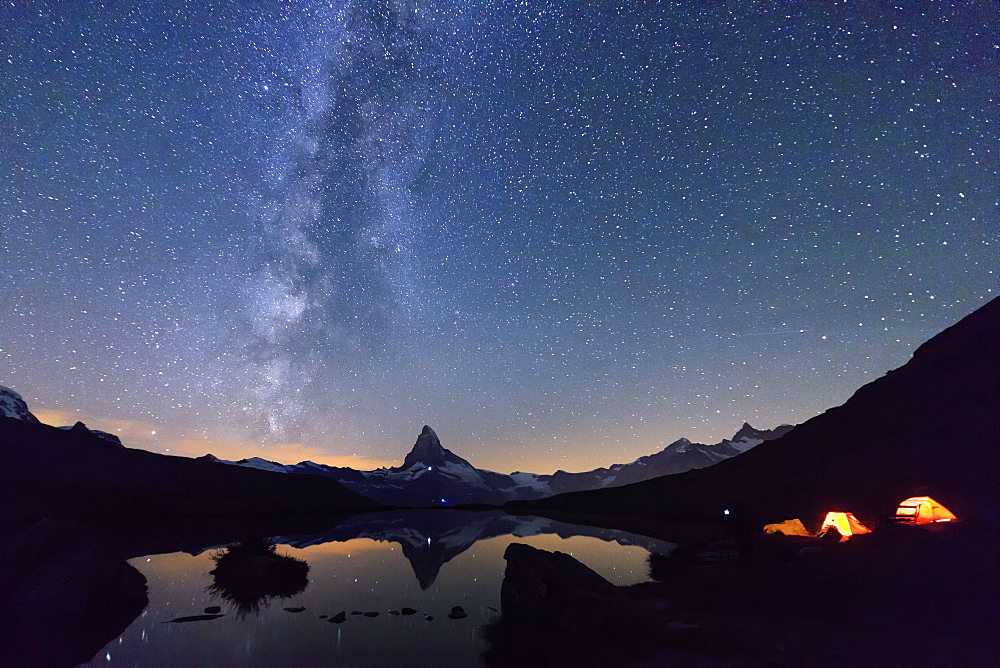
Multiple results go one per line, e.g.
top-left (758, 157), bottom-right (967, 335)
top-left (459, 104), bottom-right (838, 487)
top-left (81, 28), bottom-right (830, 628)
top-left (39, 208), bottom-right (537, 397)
top-left (0, 417), bottom-right (381, 521)
top-left (399, 425), bottom-right (473, 470)
top-left (207, 421), bottom-right (793, 506)
top-left (508, 296), bottom-right (1000, 527)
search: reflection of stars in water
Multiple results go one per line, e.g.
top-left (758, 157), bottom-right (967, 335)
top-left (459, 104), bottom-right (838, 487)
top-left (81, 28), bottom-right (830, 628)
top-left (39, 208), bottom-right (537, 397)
top-left (0, 2), bottom-right (994, 473)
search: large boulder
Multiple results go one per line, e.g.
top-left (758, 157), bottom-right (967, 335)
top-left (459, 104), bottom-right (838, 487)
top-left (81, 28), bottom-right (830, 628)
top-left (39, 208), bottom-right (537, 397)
top-left (487, 543), bottom-right (693, 666)
top-left (500, 542), bottom-right (618, 629)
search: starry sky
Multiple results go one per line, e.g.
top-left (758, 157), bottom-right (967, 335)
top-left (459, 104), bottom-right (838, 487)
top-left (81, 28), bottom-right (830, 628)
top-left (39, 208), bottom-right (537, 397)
top-left (1, 2), bottom-right (995, 474)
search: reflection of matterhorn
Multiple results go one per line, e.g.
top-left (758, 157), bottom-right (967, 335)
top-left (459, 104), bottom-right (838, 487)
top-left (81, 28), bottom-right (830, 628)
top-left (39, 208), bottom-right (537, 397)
top-left (273, 510), bottom-right (678, 591)
top-left (208, 422), bottom-right (793, 507)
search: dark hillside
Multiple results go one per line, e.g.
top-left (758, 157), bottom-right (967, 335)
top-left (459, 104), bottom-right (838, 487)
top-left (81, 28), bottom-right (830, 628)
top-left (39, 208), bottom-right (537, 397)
top-left (0, 418), bottom-right (381, 520)
top-left (508, 297), bottom-right (1000, 528)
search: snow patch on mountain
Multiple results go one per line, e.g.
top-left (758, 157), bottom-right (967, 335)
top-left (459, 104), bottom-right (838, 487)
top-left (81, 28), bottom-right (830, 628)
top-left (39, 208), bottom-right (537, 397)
top-left (57, 421), bottom-right (123, 447)
top-left (1, 387), bottom-right (122, 445)
top-left (509, 472), bottom-right (551, 494)
top-left (0, 386), bottom-right (39, 422)
top-left (234, 457), bottom-right (297, 473)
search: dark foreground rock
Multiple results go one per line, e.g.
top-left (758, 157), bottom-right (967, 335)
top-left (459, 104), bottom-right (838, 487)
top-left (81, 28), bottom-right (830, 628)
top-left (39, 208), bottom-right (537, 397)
top-left (486, 543), bottom-right (683, 666)
top-left (500, 543), bottom-right (618, 628)
top-left (484, 523), bottom-right (999, 666)
top-left (0, 518), bottom-right (148, 667)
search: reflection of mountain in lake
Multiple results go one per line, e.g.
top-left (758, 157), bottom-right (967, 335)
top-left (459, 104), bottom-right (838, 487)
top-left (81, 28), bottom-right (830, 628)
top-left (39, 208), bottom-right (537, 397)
top-left (274, 510), bottom-right (677, 589)
top-left (206, 538), bottom-right (310, 617)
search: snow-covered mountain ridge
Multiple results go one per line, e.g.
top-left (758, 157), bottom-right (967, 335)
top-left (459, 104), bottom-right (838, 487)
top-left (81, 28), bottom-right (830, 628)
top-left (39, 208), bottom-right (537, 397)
top-left (1, 385), bottom-right (791, 507)
top-left (1, 386), bottom-right (122, 445)
top-left (0, 386), bottom-right (39, 423)
top-left (206, 422), bottom-right (793, 507)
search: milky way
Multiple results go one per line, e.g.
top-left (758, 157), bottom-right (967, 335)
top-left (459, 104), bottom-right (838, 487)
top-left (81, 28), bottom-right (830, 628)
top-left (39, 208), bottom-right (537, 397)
top-left (1, 2), bottom-right (995, 473)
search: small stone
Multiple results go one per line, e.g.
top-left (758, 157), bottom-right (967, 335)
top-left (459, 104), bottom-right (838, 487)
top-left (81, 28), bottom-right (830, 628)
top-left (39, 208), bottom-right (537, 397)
top-left (388, 610), bottom-right (400, 615)
top-left (204, 606), bottom-right (222, 614)
top-left (329, 611), bottom-right (346, 623)
top-left (423, 614), bottom-right (433, 621)
top-left (283, 606), bottom-right (306, 613)
top-left (401, 607), bottom-right (417, 616)
top-left (350, 611), bottom-right (364, 615)
top-left (363, 611), bottom-right (379, 617)
top-left (163, 614), bottom-right (225, 623)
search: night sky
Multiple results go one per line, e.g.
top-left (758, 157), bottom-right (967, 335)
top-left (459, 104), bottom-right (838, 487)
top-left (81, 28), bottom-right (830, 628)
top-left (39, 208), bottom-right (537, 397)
top-left (1, 2), bottom-right (995, 474)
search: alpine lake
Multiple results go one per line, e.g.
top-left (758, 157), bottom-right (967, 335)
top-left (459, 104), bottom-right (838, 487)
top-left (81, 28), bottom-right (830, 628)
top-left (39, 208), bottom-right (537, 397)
top-left (79, 510), bottom-right (677, 667)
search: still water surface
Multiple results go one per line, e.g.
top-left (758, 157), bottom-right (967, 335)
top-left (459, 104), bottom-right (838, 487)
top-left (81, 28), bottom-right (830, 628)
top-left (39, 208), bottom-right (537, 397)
top-left (85, 512), bottom-right (673, 667)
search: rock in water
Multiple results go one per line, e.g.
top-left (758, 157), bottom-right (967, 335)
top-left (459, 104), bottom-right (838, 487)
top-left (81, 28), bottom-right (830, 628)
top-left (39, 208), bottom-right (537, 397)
top-left (501, 542), bottom-right (616, 629)
top-left (163, 614), bottom-right (225, 623)
top-left (328, 611), bottom-right (346, 624)
top-left (500, 541), bottom-right (671, 635)
top-left (489, 542), bottom-right (675, 666)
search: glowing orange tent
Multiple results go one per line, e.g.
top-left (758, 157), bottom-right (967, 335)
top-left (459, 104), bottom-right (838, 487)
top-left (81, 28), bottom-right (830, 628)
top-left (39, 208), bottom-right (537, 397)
top-left (894, 496), bottom-right (957, 524)
top-left (762, 519), bottom-right (812, 537)
top-left (819, 512), bottom-right (871, 541)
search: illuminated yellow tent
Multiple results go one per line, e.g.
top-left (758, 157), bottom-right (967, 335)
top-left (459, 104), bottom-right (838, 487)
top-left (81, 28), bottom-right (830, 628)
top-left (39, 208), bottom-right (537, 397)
top-left (819, 512), bottom-right (871, 541)
top-left (762, 519), bottom-right (812, 537)
top-left (894, 496), bottom-right (957, 524)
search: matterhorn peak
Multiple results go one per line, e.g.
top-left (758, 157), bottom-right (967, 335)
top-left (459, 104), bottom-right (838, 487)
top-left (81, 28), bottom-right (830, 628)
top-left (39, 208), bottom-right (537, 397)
top-left (400, 425), bottom-right (448, 469)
